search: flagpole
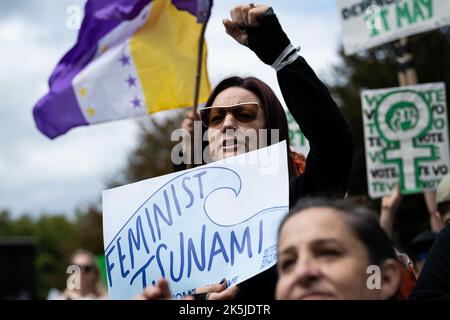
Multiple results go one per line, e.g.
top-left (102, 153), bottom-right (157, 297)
top-left (193, 20), bottom-right (209, 113)
top-left (187, 21), bottom-right (207, 168)
top-left (186, 1), bottom-right (212, 168)
top-left (192, 1), bottom-right (212, 113)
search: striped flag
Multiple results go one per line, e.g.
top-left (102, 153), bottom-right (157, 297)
top-left (33, 0), bottom-right (212, 139)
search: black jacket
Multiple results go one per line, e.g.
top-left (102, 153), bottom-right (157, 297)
top-left (234, 10), bottom-right (353, 300)
top-left (409, 222), bottom-right (450, 300)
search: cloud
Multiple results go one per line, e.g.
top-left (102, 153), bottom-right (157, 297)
top-left (0, 1), bottom-right (29, 20)
top-left (206, 0), bottom-right (340, 105)
top-left (0, 0), bottom-right (341, 218)
top-left (0, 0), bottom-right (139, 217)
top-left (0, 120), bottom-right (139, 216)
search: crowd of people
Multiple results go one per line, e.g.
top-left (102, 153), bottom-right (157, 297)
top-left (59, 4), bottom-right (450, 301)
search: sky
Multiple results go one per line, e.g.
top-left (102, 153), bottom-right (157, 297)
top-left (0, 0), bottom-right (343, 218)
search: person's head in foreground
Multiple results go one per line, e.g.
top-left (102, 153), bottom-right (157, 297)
top-left (276, 198), bottom-right (403, 300)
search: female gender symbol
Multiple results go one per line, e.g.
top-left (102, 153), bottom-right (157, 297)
top-left (375, 90), bottom-right (434, 192)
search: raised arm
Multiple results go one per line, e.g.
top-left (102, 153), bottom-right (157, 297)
top-left (224, 5), bottom-right (353, 198)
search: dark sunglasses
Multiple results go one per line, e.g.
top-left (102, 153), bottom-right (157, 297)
top-left (199, 102), bottom-right (260, 128)
top-left (76, 264), bottom-right (96, 273)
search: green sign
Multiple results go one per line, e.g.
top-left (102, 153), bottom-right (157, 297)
top-left (286, 110), bottom-right (310, 156)
top-left (338, 0), bottom-right (450, 55)
top-left (362, 83), bottom-right (449, 198)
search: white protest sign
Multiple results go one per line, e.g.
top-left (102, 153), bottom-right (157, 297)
top-left (102, 142), bottom-right (289, 299)
top-left (362, 82), bottom-right (449, 198)
top-left (337, 0), bottom-right (450, 55)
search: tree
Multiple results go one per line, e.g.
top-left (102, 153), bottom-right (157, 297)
top-left (73, 206), bottom-right (104, 255)
top-left (0, 208), bottom-right (109, 299)
top-left (107, 111), bottom-right (185, 187)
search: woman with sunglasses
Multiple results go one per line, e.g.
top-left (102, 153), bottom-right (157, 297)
top-left (138, 4), bottom-right (353, 301)
top-left (182, 3), bottom-right (352, 196)
top-left (58, 249), bottom-right (107, 300)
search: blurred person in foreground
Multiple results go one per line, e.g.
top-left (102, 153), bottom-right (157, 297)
top-left (59, 249), bottom-right (107, 300)
top-left (410, 174), bottom-right (450, 299)
top-left (276, 198), bottom-right (404, 300)
top-left (136, 198), bottom-right (413, 300)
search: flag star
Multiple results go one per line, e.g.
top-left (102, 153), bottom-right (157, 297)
top-left (126, 75), bottom-right (137, 87)
top-left (131, 97), bottom-right (142, 108)
top-left (119, 54), bottom-right (131, 66)
top-left (100, 45), bottom-right (109, 54)
top-left (86, 107), bottom-right (96, 117)
top-left (79, 87), bottom-right (88, 97)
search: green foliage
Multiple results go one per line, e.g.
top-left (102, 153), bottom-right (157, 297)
top-left (0, 111), bottom-right (184, 299)
top-left (107, 111), bottom-right (184, 187)
top-left (0, 208), bottom-right (103, 299)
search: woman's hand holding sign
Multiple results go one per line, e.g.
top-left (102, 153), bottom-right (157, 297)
top-left (133, 278), bottom-right (239, 300)
top-left (133, 278), bottom-right (194, 300)
top-left (194, 279), bottom-right (240, 300)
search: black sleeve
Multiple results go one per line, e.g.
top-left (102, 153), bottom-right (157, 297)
top-left (410, 223), bottom-right (450, 300)
top-left (235, 266), bottom-right (278, 300)
top-left (235, 9), bottom-right (353, 301)
top-left (248, 10), bottom-right (353, 200)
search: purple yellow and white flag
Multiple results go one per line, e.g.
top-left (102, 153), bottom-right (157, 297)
top-left (33, 0), bottom-right (212, 139)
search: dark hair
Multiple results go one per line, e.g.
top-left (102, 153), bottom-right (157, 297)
top-left (437, 200), bottom-right (450, 217)
top-left (200, 76), bottom-right (296, 177)
top-left (70, 249), bottom-right (99, 270)
top-left (278, 197), bottom-right (397, 266)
